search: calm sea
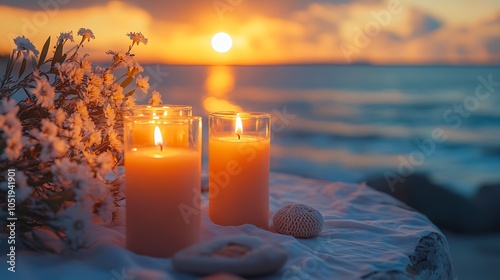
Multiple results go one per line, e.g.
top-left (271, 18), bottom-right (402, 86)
top-left (152, 65), bottom-right (500, 197)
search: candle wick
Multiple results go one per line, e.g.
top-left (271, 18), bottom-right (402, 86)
top-left (237, 134), bottom-right (240, 140)
top-left (160, 144), bottom-right (163, 152)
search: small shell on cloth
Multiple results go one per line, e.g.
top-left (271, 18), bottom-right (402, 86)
top-left (172, 235), bottom-right (287, 276)
top-left (273, 204), bottom-right (324, 238)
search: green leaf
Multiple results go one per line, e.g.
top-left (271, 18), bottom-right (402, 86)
top-left (120, 76), bottom-right (134, 88)
top-left (38, 36), bottom-right (51, 67)
top-left (125, 88), bottom-right (136, 97)
top-left (4, 52), bottom-right (15, 80)
top-left (18, 58), bottom-right (27, 77)
top-left (51, 41), bottom-right (64, 68)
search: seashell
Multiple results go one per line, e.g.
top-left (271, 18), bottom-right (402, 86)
top-left (273, 204), bottom-right (324, 238)
top-left (172, 235), bottom-right (287, 276)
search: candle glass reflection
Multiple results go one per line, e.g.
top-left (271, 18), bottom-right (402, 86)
top-left (124, 113), bottom-right (201, 258)
top-left (208, 112), bottom-right (270, 228)
top-left (127, 105), bottom-right (192, 148)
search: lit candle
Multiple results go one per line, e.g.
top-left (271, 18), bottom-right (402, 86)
top-left (209, 112), bottom-right (270, 228)
top-left (125, 116), bottom-right (202, 258)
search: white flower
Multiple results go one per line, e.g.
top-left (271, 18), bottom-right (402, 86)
top-left (67, 113), bottom-right (83, 149)
top-left (4, 130), bottom-right (23, 160)
top-left (96, 151), bottom-right (113, 175)
top-left (135, 75), bottom-right (149, 93)
top-left (86, 83), bottom-right (103, 103)
top-left (82, 150), bottom-right (97, 164)
top-left (0, 98), bottom-right (22, 136)
top-left (88, 72), bottom-right (103, 86)
top-left (57, 31), bottom-right (74, 44)
top-left (56, 61), bottom-right (84, 85)
top-left (77, 28), bottom-right (95, 42)
top-left (86, 131), bottom-right (101, 147)
top-left (93, 65), bottom-right (106, 76)
top-left (104, 72), bottom-right (115, 86)
top-left (13, 36), bottom-right (39, 58)
top-left (0, 112), bottom-right (22, 136)
top-left (35, 119), bottom-right (68, 161)
top-left (58, 201), bottom-right (92, 250)
top-left (40, 118), bottom-right (58, 137)
top-left (51, 157), bottom-right (78, 183)
top-left (0, 98), bottom-right (18, 115)
top-left (107, 83), bottom-right (124, 104)
top-left (104, 104), bottom-right (116, 127)
top-left (80, 58), bottom-right (92, 73)
top-left (82, 117), bottom-right (96, 134)
top-left (127, 60), bottom-right (143, 76)
top-left (106, 50), bottom-right (133, 69)
top-left (107, 128), bottom-right (122, 152)
top-left (51, 108), bottom-right (66, 126)
top-left (31, 77), bottom-right (55, 108)
top-left (127, 32), bottom-right (148, 46)
top-left (149, 90), bottom-right (163, 105)
top-left (124, 96), bottom-right (136, 108)
top-left (75, 100), bottom-right (90, 121)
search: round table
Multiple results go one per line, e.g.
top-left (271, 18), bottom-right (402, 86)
top-left (0, 173), bottom-right (453, 280)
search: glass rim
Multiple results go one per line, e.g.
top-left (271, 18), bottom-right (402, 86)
top-left (124, 115), bottom-right (202, 122)
top-left (209, 111), bottom-right (270, 119)
top-left (129, 104), bottom-right (192, 110)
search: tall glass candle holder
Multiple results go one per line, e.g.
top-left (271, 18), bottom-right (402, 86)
top-left (124, 113), bottom-right (202, 258)
top-left (208, 112), bottom-right (270, 228)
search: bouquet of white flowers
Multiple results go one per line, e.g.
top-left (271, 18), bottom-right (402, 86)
top-left (0, 28), bottom-right (162, 251)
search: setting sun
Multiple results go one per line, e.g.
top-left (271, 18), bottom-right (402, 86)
top-left (211, 32), bottom-right (232, 53)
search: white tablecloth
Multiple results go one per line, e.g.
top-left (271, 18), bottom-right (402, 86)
top-left (0, 173), bottom-right (453, 279)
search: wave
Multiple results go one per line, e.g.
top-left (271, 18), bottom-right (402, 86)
top-left (275, 117), bottom-right (500, 146)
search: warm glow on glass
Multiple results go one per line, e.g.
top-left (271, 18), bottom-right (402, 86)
top-left (154, 126), bottom-right (163, 147)
top-left (211, 32), bottom-right (232, 53)
top-left (235, 114), bottom-right (243, 135)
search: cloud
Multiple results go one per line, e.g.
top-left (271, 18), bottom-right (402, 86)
top-left (484, 37), bottom-right (500, 55)
top-left (0, 1), bottom-right (152, 60)
top-left (0, 0), bottom-right (498, 64)
top-left (405, 8), bottom-right (443, 38)
top-left (3, 0), bottom-right (383, 23)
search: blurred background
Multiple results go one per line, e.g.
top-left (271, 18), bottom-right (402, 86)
top-left (1, 0), bottom-right (499, 279)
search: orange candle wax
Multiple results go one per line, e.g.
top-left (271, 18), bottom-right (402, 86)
top-left (208, 113), bottom-right (270, 228)
top-left (125, 124), bottom-right (200, 258)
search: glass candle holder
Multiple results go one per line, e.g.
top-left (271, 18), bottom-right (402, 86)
top-left (127, 105), bottom-right (192, 148)
top-left (208, 112), bottom-right (270, 228)
top-left (124, 114), bottom-right (202, 258)
top-left (127, 105), bottom-right (192, 117)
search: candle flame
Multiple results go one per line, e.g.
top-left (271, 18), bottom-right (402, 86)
top-left (154, 126), bottom-right (163, 151)
top-left (235, 114), bottom-right (242, 139)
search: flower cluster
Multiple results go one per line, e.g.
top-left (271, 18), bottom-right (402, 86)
top-left (0, 29), bottom-right (162, 251)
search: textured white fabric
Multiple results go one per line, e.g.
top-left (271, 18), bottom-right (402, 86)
top-left (0, 173), bottom-right (450, 280)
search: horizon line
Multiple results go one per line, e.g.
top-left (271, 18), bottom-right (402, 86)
top-left (0, 55), bottom-right (498, 67)
top-left (145, 63), bottom-right (500, 67)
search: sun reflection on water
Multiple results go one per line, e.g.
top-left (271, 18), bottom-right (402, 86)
top-left (203, 65), bottom-right (242, 112)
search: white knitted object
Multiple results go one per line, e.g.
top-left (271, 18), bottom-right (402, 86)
top-left (273, 204), bottom-right (324, 238)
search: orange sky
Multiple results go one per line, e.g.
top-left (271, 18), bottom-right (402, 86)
top-left (0, 0), bottom-right (498, 65)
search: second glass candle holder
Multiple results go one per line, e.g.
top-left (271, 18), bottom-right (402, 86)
top-left (208, 112), bottom-right (270, 229)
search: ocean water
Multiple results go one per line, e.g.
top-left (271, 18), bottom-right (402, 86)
top-left (152, 65), bottom-right (500, 197)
